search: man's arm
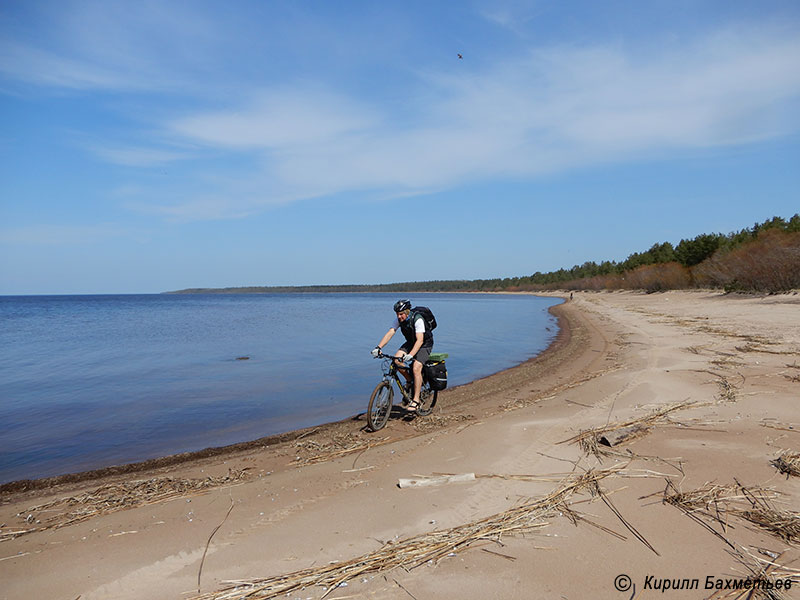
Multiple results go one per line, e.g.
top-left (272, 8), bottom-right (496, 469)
top-left (376, 328), bottom-right (396, 351)
top-left (406, 332), bottom-right (424, 359)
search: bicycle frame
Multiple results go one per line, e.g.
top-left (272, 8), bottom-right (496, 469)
top-left (366, 351), bottom-right (439, 431)
top-left (377, 352), bottom-right (419, 401)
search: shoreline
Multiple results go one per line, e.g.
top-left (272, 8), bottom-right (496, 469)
top-left (0, 297), bottom-right (572, 497)
top-left (4, 290), bottom-right (798, 600)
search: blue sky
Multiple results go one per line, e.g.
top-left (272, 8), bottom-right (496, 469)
top-left (1, 0), bottom-right (798, 294)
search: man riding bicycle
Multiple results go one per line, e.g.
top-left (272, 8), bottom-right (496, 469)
top-left (371, 299), bottom-right (433, 413)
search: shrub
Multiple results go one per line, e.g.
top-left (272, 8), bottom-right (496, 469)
top-left (625, 262), bottom-right (692, 292)
top-left (694, 230), bottom-right (800, 292)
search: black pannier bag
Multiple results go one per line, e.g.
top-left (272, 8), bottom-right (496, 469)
top-left (424, 360), bottom-right (447, 391)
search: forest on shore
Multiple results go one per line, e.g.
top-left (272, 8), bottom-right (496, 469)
top-left (171, 214), bottom-right (800, 295)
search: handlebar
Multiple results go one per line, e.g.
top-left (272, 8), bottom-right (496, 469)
top-left (374, 350), bottom-right (412, 362)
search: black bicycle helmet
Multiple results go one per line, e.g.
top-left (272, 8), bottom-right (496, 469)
top-left (393, 299), bottom-right (411, 313)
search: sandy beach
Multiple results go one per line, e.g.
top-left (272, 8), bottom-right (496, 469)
top-left (2, 290), bottom-right (799, 600)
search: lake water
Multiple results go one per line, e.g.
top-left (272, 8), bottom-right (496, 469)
top-left (0, 293), bottom-right (561, 483)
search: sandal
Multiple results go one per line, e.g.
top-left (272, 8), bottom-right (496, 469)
top-left (406, 400), bottom-right (420, 413)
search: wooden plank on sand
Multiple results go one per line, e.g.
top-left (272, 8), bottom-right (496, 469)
top-left (398, 473), bottom-right (476, 488)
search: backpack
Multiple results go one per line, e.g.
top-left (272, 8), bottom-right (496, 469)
top-left (411, 306), bottom-right (437, 332)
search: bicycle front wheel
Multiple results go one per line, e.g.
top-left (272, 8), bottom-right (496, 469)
top-left (416, 385), bottom-right (438, 417)
top-left (367, 381), bottom-right (394, 431)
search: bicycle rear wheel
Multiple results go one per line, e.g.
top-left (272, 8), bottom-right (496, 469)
top-left (416, 384), bottom-right (438, 416)
top-left (367, 381), bottom-right (394, 431)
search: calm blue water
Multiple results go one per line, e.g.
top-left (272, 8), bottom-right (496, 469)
top-left (0, 293), bottom-right (561, 483)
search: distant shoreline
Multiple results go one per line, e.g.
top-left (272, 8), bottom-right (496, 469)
top-left (164, 283), bottom-right (489, 294)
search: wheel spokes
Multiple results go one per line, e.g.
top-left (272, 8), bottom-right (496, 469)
top-left (371, 385), bottom-right (392, 425)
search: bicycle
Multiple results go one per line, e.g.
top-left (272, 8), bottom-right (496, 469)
top-left (366, 350), bottom-right (446, 432)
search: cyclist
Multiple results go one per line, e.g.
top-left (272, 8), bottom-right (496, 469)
top-left (371, 299), bottom-right (433, 413)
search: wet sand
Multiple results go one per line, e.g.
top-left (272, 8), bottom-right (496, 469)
top-left (2, 290), bottom-right (799, 599)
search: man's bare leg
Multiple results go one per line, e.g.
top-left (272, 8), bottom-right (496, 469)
top-left (411, 360), bottom-right (423, 405)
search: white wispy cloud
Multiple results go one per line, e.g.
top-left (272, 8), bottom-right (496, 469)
top-left (0, 39), bottom-right (143, 90)
top-left (0, 1), bottom-right (226, 92)
top-left (476, 0), bottom-right (548, 34)
top-left (146, 23), bottom-right (800, 220)
top-left (169, 87), bottom-right (380, 150)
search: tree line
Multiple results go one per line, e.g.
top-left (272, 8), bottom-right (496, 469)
top-left (520, 214), bottom-right (799, 290)
top-left (170, 214), bottom-right (799, 295)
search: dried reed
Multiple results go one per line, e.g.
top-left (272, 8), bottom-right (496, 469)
top-left (760, 422), bottom-right (800, 435)
top-left (717, 376), bottom-right (738, 402)
top-left (562, 401), bottom-right (698, 458)
top-left (1, 469), bottom-right (249, 542)
top-left (740, 508), bottom-right (800, 544)
top-left (292, 434), bottom-right (391, 466)
top-left (500, 367), bottom-right (622, 412)
top-left (189, 466), bottom-right (625, 600)
top-left (771, 451), bottom-right (800, 478)
top-left (411, 413), bottom-right (473, 433)
top-left (706, 547), bottom-right (800, 600)
top-left (664, 481), bottom-right (800, 544)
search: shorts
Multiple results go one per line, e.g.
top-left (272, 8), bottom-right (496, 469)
top-left (399, 343), bottom-right (432, 365)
